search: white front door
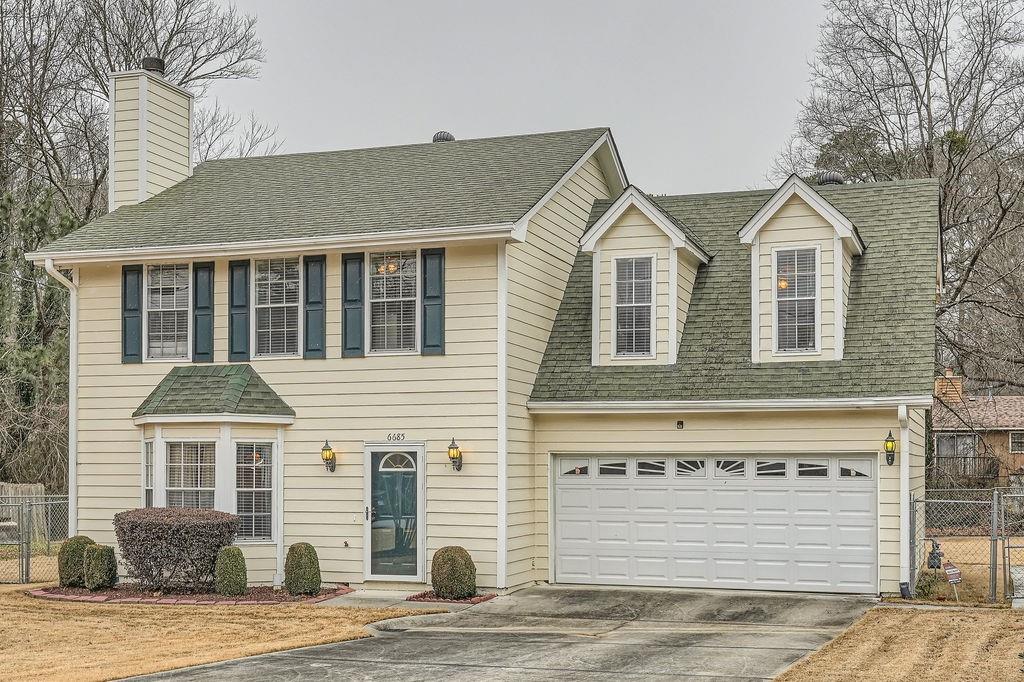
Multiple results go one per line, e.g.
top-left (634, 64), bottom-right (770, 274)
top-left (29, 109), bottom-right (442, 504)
top-left (552, 454), bottom-right (878, 594)
top-left (364, 444), bottom-right (426, 582)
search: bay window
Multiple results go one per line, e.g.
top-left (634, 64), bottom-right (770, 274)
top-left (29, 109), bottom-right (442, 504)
top-left (236, 442), bottom-right (274, 541)
top-left (166, 441), bottom-right (216, 509)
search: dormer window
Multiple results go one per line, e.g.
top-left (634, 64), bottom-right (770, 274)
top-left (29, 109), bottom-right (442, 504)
top-left (614, 256), bottom-right (654, 357)
top-left (775, 248), bottom-right (818, 352)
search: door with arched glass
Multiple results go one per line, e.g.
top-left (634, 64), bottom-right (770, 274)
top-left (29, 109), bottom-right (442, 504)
top-left (364, 445), bottom-right (424, 580)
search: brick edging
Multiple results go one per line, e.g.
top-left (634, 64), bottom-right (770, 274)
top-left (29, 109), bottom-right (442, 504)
top-left (26, 585), bottom-right (353, 605)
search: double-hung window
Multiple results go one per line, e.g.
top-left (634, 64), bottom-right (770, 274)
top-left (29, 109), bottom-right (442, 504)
top-left (146, 263), bottom-right (190, 359)
top-left (1011, 432), bottom-right (1024, 454)
top-left (775, 248), bottom-right (817, 352)
top-left (369, 251), bottom-right (417, 352)
top-left (143, 441), bottom-right (154, 507)
top-left (254, 257), bottom-right (301, 357)
top-left (614, 256), bottom-right (653, 356)
top-left (166, 441), bottom-right (216, 508)
top-left (236, 443), bottom-right (273, 541)
top-left (936, 433), bottom-right (978, 457)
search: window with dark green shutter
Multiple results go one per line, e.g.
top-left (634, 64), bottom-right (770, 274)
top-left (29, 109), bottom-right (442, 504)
top-left (421, 248), bottom-right (445, 355)
top-left (228, 260), bottom-right (250, 361)
top-left (192, 262), bottom-right (214, 362)
top-left (122, 264), bottom-right (143, 363)
top-left (342, 253), bottom-right (364, 357)
top-left (303, 255), bottom-right (326, 358)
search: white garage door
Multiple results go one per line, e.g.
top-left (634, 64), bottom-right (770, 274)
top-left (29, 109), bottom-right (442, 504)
top-left (553, 455), bottom-right (877, 594)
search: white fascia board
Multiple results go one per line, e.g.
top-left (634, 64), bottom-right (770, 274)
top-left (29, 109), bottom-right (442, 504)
top-left (511, 132), bottom-right (628, 242)
top-left (579, 187), bottom-right (710, 263)
top-left (28, 222), bottom-right (515, 266)
top-left (132, 413), bottom-right (295, 426)
top-left (738, 175), bottom-right (865, 255)
top-left (527, 394), bottom-right (934, 413)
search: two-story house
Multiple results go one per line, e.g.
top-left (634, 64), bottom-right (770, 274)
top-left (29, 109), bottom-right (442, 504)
top-left (28, 61), bottom-right (938, 596)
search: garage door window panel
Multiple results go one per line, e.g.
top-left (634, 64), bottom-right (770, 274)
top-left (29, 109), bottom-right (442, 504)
top-left (636, 459), bottom-right (667, 477)
top-left (798, 460), bottom-right (829, 477)
top-left (715, 459), bottom-right (746, 478)
top-left (756, 460), bottom-right (787, 478)
top-left (598, 460), bottom-right (627, 477)
top-left (675, 459), bottom-right (706, 478)
top-left (839, 459), bottom-right (872, 478)
top-left (560, 458), bottom-right (590, 477)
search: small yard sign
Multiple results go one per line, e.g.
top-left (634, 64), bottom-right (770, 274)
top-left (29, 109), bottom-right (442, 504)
top-left (943, 562), bottom-right (962, 585)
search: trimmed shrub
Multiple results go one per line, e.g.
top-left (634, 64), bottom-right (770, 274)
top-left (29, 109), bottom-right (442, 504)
top-left (114, 508), bottom-right (239, 593)
top-left (284, 542), bottom-right (321, 595)
top-left (84, 544), bottom-right (118, 591)
top-left (214, 546), bottom-right (248, 596)
top-left (58, 535), bottom-right (95, 587)
top-left (915, 570), bottom-right (943, 599)
top-left (431, 546), bottom-right (476, 600)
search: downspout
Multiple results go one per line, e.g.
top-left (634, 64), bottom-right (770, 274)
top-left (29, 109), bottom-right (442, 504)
top-left (45, 258), bottom-right (78, 536)
top-left (898, 404), bottom-right (910, 587)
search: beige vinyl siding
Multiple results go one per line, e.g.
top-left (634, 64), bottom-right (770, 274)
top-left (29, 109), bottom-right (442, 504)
top-left (842, 246), bottom-right (853, 331)
top-left (535, 409), bottom-right (905, 594)
top-left (74, 242), bottom-right (500, 586)
top-left (677, 250), bottom-right (699, 352)
top-left (144, 79), bottom-right (191, 195)
top-left (109, 76), bottom-right (141, 211)
top-left (505, 157), bottom-right (611, 587)
top-left (595, 207), bottom-right (672, 365)
top-left (757, 195), bottom-right (837, 362)
top-left (908, 408), bottom-right (926, 501)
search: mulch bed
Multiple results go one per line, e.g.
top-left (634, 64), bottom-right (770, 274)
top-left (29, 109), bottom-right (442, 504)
top-left (406, 590), bottom-right (496, 605)
top-left (28, 584), bottom-right (353, 605)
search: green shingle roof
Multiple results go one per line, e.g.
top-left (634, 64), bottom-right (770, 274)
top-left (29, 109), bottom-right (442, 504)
top-left (531, 179), bottom-right (940, 402)
top-left (133, 365), bottom-right (294, 418)
top-left (41, 128), bottom-right (610, 254)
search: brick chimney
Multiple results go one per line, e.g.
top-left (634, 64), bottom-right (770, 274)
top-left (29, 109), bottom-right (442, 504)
top-left (935, 367), bottom-right (964, 403)
top-left (108, 58), bottom-right (193, 211)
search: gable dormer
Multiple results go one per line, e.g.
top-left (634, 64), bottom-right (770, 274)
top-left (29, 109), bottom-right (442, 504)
top-left (739, 175), bottom-right (866, 363)
top-left (580, 186), bottom-right (710, 366)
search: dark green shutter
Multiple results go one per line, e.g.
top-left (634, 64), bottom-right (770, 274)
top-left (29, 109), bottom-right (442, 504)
top-left (228, 259), bottom-right (250, 361)
top-left (121, 264), bottom-right (143, 364)
top-left (421, 248), bottom-right (445, 355)
top-left (192, 262), bottom-right (214, 362)
top-left (342, 253), bottom-right (364, 357)
top-left (304, 255), bottom-right (326, 359)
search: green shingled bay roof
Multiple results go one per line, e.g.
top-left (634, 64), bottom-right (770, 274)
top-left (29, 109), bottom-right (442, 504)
top-left (42, 127), bottom-right (610, 254)
top-left (531, 179), bottom-right (940, 403)
top-left (133, 365), bottom-right (294, 418)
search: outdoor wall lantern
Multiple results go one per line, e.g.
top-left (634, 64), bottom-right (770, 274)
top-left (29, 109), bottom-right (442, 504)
top-left (321, 440), bottom-right (336, 472)
top-left (883, 430), bottom-right (897, 466)
top-left (447, 438), bottom-right (463, 472)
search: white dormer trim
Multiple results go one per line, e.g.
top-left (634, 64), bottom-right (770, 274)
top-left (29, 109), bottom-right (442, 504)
top-left (579, 186), bottom-right (711, 263)
top-left (738, 174), bottom-right (865, 255)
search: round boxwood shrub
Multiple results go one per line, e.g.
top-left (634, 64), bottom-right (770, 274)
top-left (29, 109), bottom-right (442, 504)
top-left (431, 545), bottom-right (476, 600)
top-left (284, 542), bottom-right (321, 595)
top-left (214, 546), bottom-right (247, 596)
top-left (84, 544), bottom-right (118, 591)
top-left (58, 535), bottom-right (95, 587)
top-left (114, 508), bottom-right (239, 593)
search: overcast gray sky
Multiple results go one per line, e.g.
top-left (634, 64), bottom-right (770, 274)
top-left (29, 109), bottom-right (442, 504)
top-left (215, 1), bottom-right (826, 195)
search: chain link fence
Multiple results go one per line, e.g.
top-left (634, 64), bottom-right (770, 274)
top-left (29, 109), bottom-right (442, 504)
top-left (0, 496), bottom-right (69, 584)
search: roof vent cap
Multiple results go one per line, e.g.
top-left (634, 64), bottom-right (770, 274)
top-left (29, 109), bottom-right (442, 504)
top-left (432, 130), bottom-right (455, 143)
top-left (816, 170), bottom-right (845, 186)
top-left (141, 57), bottom-right (165, 75)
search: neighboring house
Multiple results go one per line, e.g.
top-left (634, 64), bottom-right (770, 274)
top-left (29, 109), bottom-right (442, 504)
top-left (27, 61), bottom-right (940, 597)
top-left (932, 369), bottom-right (1024, 485)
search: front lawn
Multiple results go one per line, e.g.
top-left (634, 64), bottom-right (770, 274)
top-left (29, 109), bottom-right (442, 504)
top-left (0, 583), bottom-right (425, 681)
top-left (778, 606), bottom-right (1024, 681)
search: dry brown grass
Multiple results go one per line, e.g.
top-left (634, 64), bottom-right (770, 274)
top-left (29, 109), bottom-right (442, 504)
top-left (914, 536), bottom-right (1005, 603)
top-left (0, 583), bottom-right (430, 681)
top-left (778, 607), bottom-right (1024, 681)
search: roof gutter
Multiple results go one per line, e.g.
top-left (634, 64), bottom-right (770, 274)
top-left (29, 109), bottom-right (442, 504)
top-left (27, 221), bottom-right (517, 266)
top-left (527, 395), bottom-right (934, 414)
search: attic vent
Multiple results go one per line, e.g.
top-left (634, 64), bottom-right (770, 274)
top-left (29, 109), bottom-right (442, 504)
top-left (817, 170), bottom-right (845, 186)
top-left (141, 57), bottom-right (165, 75)
top-left (432, 131), bottom-right (455, 143)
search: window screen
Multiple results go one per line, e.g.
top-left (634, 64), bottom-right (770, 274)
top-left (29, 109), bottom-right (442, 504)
top-left (166, 442), bottom-right (216, 508)
top-left (236, 443), bottom-right (273, 540)
top-left (370, 251), bottom-right (417, 352)
top-left (614, 257), bottom-right (653, 356)
top-left (776, 249), bottom-right (816, 351)
top-left (146, 263), bottom-right (189, 359)
top-left (254, 257), bottom-right (300, 356)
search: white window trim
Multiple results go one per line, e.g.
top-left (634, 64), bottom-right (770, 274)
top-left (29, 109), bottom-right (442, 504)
top-left (611, 253), bottom-right (657, 360)
top-left (163, 437), bottom-right (218, 509)
top-left (232, 439), bottom-right (276, 545)
top-left (364, 248), bottom-right (422, 356)
top-left (142, 262), bottom-right (192, 363)
top-left (771, 244), bottom-right (822, 356)
top-left (250, 255), bottom-right (304, 360)
top-left (141, 437), bottom-right (154, 507)
top-left (1010, 431), bottom-right (1024, 454)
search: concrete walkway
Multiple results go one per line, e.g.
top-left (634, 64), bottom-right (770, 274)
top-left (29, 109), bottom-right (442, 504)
top-left (134, 585), bottom-right (871, 681)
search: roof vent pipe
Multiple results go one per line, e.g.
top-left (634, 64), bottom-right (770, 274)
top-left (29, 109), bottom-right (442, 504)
top-left (141, 57), bottom-right (165, 75)
top-left (817, 170), bottom-right (845, 186)
top-left (432, 130), bottom-right (455, 143)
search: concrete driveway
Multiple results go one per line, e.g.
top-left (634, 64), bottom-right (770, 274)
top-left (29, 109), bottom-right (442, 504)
top-left (138, 586), bottom-right (871, 681)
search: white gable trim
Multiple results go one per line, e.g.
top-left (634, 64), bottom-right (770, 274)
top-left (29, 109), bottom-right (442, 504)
top-left (738, 175), bottom-right (865, 255)
top-left (579, 186), bottom-right (710, 263)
